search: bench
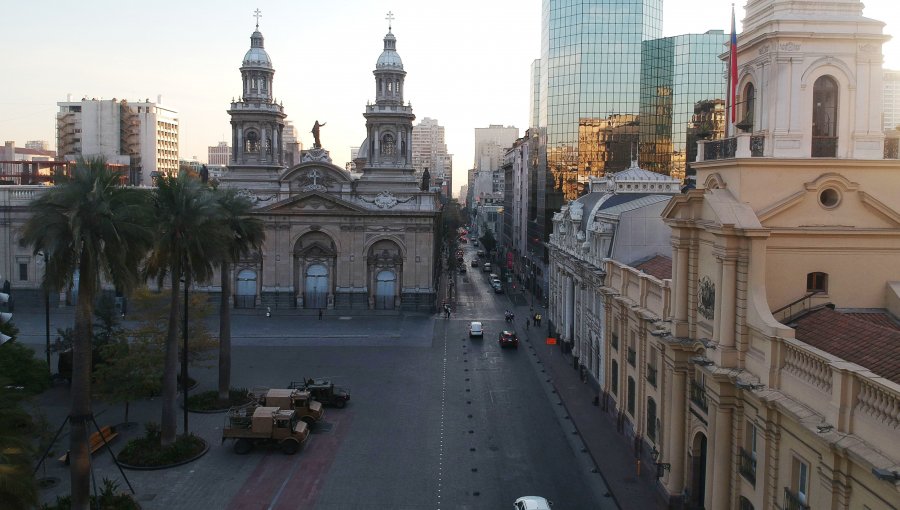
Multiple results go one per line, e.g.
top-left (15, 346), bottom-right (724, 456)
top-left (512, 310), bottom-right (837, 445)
top-left (58, 425), bottom-right (118, 464)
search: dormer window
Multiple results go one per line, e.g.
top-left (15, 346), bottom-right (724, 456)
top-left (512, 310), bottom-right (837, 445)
top-left (812, 76), bottom-right (838, 157)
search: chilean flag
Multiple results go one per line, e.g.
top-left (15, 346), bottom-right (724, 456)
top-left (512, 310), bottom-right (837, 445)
top-left (729, 6), bottom-right (738, 123)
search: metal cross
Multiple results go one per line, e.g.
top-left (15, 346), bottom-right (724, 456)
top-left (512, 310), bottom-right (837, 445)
top-left (385, 11), bottom-right (394, 30)
top-left (253, 8), bottom-right (262, 29)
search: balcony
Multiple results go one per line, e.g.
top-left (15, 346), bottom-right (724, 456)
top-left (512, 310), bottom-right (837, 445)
top-left (739, 448), bottom-right (756, 486)
top-left (697, 133), bottom-right (768, 161)
top-left (627, 348), bottom-right (636, 367)
top-left (690, 380), bottom-right (708, 413)
top-left (811, 136), bottom-right (837, 157)
top-left (646, 365), bottom-right (657, 387)
top-left (783, 488), bottom-right (810, 510)
top-left (702, 137), bottom-right (737, 160)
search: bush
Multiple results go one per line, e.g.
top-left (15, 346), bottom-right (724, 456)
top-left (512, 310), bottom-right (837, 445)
top-left (41, 478), bottom-right (140, 509)
top-left (185, 388), bottom-right (250, 411)
top-left (116, 426), bottom-right (205, 468)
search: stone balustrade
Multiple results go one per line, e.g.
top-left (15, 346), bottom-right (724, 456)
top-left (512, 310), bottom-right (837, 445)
top-left (782, 340), bottom-right (834, 393)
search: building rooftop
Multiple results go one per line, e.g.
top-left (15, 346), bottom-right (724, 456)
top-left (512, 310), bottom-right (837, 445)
top-left (632, 255), bottom-right (672, 280)
top-left (791, 307), bottom-right (900, 384)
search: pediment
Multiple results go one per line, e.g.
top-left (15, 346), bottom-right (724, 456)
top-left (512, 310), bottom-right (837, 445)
top-left (757, 173), bottom-right (900, 228)
top-left (281, 161), bottom-right (352, 194)
top-left (255, 191), bottom-right (367, 215)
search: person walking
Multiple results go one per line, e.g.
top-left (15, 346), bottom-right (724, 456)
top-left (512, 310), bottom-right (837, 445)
top-left (318, 309), bottom-right (323, 320)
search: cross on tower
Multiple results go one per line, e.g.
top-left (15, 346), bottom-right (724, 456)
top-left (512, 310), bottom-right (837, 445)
top-left (385, 11), bottom-right (394, 31)
top-left (253, 8), bottom-right (262, 29)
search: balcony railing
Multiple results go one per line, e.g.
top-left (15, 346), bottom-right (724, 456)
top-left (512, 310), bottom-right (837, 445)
top-left (811, 136), bottom-right (837, 157)
top-left (750, 135), bottom-right (765, 157)
top-left (739, 448), bottom-right (757, 486)
top-left (627, 348), bottom-right (636, 367)
top-left (783, 488), bottom-right (810, 510)
top-left (690, 380), bottom-right (708, 413)
top-left (647, 364), bottom-right (657, 387)
top-left (885, 138), bottom-right (899, 159)
top-left (703, 137), bottom-right (738, 160)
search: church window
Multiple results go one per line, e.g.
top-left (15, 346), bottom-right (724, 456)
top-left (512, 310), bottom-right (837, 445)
top-left (381, 133), bottom-right (396, 155)
top-left (245, 130), bottom-right (260, 153)
top-left (806, 272), bottom-right (828, 293)
top-left (387, 81), bottom-right (393, 93)
top-left (743, 83), bottom-right (755, 131)
top-left (818, 188), bottom-right (840, 208)
top-left (812, 76), bottom-right (838, 157)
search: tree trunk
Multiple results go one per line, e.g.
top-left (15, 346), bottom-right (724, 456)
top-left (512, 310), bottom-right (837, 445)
top-left (218, 260), bottom-right (232, 402)
top-left (69, 263), bottom-right (95, 510)
top-left (161, 274), bottom-right (181, 446)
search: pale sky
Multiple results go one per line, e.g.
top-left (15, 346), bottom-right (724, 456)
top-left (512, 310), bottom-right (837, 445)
top-left (2, 0), bottom-right (898, 197)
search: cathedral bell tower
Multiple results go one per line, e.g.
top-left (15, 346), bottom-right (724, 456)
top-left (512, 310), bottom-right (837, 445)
top-left (228, 12), bottom-right (286, 170)
top-left (358, 14), bottom-right (417, 188)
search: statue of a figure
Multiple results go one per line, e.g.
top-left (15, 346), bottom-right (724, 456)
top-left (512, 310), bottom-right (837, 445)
top-left (420, 167), bottom-right (431, 191)
top-left (311, 120), bottom-right (327, 148)
top-left (200, 164), bottom-right (209, 184)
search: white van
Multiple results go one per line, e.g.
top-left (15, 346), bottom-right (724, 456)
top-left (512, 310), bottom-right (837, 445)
top-left (483, 262), bottom-right (491, 272)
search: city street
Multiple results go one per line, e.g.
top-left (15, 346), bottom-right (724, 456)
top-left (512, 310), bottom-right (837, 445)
top-left (18, 249), bottom-right (614, 509)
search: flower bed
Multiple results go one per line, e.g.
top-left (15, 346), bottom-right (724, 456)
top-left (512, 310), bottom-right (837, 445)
top-left (185, 388), bottom-right (250, 412)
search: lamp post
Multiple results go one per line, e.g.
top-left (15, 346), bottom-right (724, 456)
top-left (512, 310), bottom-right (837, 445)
top-left (650, 445), bottom-right (671, 478)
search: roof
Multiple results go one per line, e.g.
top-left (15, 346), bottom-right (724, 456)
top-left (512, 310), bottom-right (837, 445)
top-left (791, 307), bottom-right (900, 384)
top-left (632, 255), bottom-right (672, 280)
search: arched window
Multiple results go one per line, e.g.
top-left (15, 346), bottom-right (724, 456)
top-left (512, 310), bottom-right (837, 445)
top-left (611, 360), bottom-right (619, 396)
top-left (381, 133), bottom-right (396, 155)
top-left (743, 83), bottom-right (755, 131)
top-left (245, 130), bottom-right (259, 153)
top-left (739, 496), bottom-right (754, 510)
top-left (807, 272), bottom-right (828, 293)
top-left (812, 76), bottom-right (838, 157)
top-left (647, 398), bottom-right (657, 441)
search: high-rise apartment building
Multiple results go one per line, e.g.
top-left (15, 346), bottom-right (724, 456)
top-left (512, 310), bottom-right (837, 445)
top-left (884, 69), bottom-right (900, 133)
top-left (24, 140), bottom-right (49, 151)
top-left (208, 141), bottom-right (232, 165)
top-left (56, 96), bottom-right (179, 185)
top-left (473, 124), bottom-right (518, 198)
top-left (412, 117), bottom-right (453, 195)
top-left (639, 31), bottom-right (728, 181)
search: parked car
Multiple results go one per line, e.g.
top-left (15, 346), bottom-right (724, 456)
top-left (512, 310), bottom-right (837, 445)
top-left (514, 496), bottom-right (552, 510)
top-left (499, 330), bottom-right (519, 348)
top-left (473, 240), bottom-right (479, 247)
top-left (476, 250), bottom-right (485, 257)
top-left (469, 321), bottom-right (484, 338)
top-left (483, 263), bottom-right (492, 272)
top-left (493, 283), bottom-right (504, 294)
top-left (471, 259), bottom-right (479, 267)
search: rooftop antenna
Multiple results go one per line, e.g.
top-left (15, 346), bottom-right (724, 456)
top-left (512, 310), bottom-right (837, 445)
top-left (253, 8), bottom-right (262, 29)
top-left (385, 10), bottom-right (394, 31)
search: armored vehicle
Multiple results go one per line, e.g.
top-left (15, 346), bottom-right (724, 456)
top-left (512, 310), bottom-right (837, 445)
top-left (221, 405), bottom-right (309, 455)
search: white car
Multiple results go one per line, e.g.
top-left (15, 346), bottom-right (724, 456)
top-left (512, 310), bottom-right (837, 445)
top-left (468, 321), bottom-right (483, 337)
top-left (514, 496), bottom-right (553, 510)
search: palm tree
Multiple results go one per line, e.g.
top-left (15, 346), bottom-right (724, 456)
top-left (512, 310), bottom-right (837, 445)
top-left (22, 158), bottom-right (152, 509)
top-left (144, 171), bottom-right (226, 445)
top-left (213, 188), bottom-right (264, 403)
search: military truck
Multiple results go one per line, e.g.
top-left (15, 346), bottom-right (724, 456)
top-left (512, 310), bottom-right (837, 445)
top-left (288, 378), bottom-right (351, 408)
top-left (221, 404), bottom-right (309, 455)
top-left (251, 388), bottom-right (325, 425)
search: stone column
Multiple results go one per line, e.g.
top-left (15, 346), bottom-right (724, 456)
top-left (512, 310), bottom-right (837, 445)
top-left (665, 364), bottom-right (688, 495)
top-left (719, 257), bottom-right (737, 348)
top-left (673, 243), bottom-right (690, 336)
top-left (709, 404), bottom-right (733, 510)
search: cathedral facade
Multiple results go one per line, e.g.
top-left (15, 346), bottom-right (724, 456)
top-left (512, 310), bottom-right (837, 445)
top-left (217, 22), bottom-right (440, 312)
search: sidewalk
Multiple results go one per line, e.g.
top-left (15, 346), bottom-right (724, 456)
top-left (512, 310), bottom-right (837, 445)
top-left (515, 300), bottom-right (668, 510)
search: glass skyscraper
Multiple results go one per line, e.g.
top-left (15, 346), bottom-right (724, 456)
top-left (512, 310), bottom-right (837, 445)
top-left (539, 0), bottom-right (663, 201)
top-left (639, 31), bottom-right (728, 181)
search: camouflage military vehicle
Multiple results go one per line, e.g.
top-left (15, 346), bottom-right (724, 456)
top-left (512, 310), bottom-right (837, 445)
top-left (221, 404), bottom-right (309, 455)
top-left (251, 388), bottom-right (325, 425)
top-left (288, 378), bottom-right (351, 408)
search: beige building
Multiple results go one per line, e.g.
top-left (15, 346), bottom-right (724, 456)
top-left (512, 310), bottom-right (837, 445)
top-left (216, 23), bottom-right (439, 311)
top-left (548, 0), bottom-right (900, 508)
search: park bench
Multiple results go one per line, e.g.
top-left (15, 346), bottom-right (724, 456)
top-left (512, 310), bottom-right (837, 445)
top-left (58, 425), bottom-right (118, 464)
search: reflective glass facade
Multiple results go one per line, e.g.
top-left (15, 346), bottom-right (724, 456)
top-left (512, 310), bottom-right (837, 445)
top-left (639, 31), bottom-right (727, 180)
top-left (539, 0), bottom-right (662, 201)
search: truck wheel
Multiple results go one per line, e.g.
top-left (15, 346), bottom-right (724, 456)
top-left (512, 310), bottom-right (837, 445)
top-left (281, 438), bottom-right (300, 455)
top-left (234, 438), bottom-right (252, 455)
top-left (334, 399), bottom-right (346, 409)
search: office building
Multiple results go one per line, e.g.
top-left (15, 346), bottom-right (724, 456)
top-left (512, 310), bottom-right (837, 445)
top-left (412, 117), bottom-right (453, 195)
top-left (56, 96), bottom-right (179, 185)
top-left (884, 68), bottom-right (900, 133)
top-left (208, 141), bottom-right (231, 165)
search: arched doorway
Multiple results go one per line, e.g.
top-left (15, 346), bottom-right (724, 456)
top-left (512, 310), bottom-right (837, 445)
top-left (374, 270), bottom-right (396, 310)
top-left (294, 231), bottom-right (337, 309)
top-left (366, 239), bottom-right (403, 310)
top-left (235, 269), bottom-right (257, 308)
top-left (304, 264), bottom-right (328, 310)
top-left (689, 432), bottom-right (708, 509)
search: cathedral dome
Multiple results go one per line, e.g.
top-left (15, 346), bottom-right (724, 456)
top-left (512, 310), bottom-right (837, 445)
top-left (376, 31), bottom-right (403, 70)
top-left (243, 30), bottom-right (273, 68)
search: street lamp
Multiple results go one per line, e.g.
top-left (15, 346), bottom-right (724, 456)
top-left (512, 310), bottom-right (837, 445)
top-left (650, 445), bottom-right (671, 478)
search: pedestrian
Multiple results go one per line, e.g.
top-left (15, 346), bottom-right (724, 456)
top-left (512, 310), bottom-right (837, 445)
top-left (318, 309), bottom-right (323, 320)
top-left (525, 319), bottom-right (530, 330)
top-left (535, 313), bottom-right (542, 326)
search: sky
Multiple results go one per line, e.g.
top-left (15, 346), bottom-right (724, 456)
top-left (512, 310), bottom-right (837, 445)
top-left (2, 0), bottom-right (899, 198)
